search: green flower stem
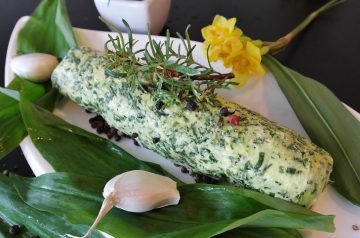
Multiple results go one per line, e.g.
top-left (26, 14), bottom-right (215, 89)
top-left (264, 0), bottom-right (345, 54)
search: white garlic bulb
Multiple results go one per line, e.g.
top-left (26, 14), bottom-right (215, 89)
top-left (11, 53), bottom-right (59, 83)
top-left (80, 170), bottom-right (180, 238)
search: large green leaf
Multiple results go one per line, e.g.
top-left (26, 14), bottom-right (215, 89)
top-left (1, 0), bottom-right (76, 160)
top-left (13, 172), bottom-right (334, 238)
top-left (263, 55), bottom-right (360, 206)
top-left (215, 227), bottom-right (302, 238)
top-left (19, 97), bottom-right (174, 181)
top-left (17, 0), bottom-right (77, 58)
top-left (0, 78), bottom-right (51, 160)
top-left (0, 174), bottom-right (105, 238)
top-left (6, 76), bottom-right (49, 100)
top-left (0, 91), bottom-right (25, 160)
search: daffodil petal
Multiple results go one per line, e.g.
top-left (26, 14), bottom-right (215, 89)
top-left (232, 73), bottom-right (251, 88)
top-left (232, 28), bottom-right (243, 37)
top-left (241, 36), bottom-right (251, 43)
top-left (201, 26), bottom-right (213, 42)
top-left (252, 63), bottom-right (265, 75)
top-left (226, 18), bottom-right (237, 32)
top-left (246, 41), bottom-right (262, 62)
top-left (201, 14), bottom-right (264, 89)
top-left (252, 40), bottom-right (263, 47)
top-left (213, 15), bottom-right (227, 27)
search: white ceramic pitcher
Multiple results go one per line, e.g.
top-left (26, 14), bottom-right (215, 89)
top-left (94, 0), bottom-right (171, 35)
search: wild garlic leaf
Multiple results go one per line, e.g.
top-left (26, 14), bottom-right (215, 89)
top-left (264, 55), bottom-right (360, 206)
top-left (0, 174), bottom-right (105, 238)
top-left (17, 0), bottom-right (77, 58)
top-left (0, 77), bottom-right (54, 160)
top-left (12, 173), bottom-right (334, 238)
top-left (1, 0), bottom-right (77, 160)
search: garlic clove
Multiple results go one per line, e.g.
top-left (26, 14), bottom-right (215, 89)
top-left (78, 170), bottom-right (180, 238)
top-left (106, 170), bottom-right (180, 213)
top-left (11, 53), bottom-right (59, 83)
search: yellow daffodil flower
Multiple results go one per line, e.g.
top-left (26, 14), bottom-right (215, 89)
top-left (202, 15), bottom-right (265, 88)
top-left (201, 15), bottom-right (237, 45)
top-left (203, 28), bottom-right (243, 63)
top-left (229, 41), bottom-right (265, 87)
top-left (217, 28), bottom-right (243, 63)
top-left (202, 42), bottom-right (221, 62)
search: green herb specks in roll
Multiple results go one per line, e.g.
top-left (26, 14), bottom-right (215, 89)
top-left (52, 47), bottom-right (333, 207)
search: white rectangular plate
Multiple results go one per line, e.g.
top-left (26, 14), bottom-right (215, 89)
top-left (5, 16), bottom-right (360, 238)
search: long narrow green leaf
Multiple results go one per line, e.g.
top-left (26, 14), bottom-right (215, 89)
top-left (17, 0), bottom-right (77, 58)
top-left (19, 96), bottom-right (176, 181)
top-left (0, 77), bottom-right (52, 160)
top-left (215, 227), bottom-right (302, 238)
top-left (0, 81), bottom-right (24, 159)
top-left (0, 95), bottom-right (25, 160)
top-left (1, 0), bottom-right (76, 160)
top-left (263, 55), bottom-right (360, 206)
top-left (0, 174), bottom-right (105, 238)
top-left (13, 173), bottom-right (334, 238)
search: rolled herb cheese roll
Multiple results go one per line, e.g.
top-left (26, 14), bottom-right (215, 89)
top-left (52, 47), bottom-right (333, 207)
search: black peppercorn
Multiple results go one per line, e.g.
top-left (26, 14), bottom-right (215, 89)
top-left (96, 127), bottom-right (104, 134)
top-left (193, 174), bottom-right (216, 184)
top-left (96, 121), bottom-right (105, 128)
top-left (9, 225), bottom-right (21, 236)
top-left (90, 115), bottom-right (102, 122)
top-left (219, 107), bottom-right (229, 116)
top-left (219, 107), bottom-right (236, 117)
top-left (186, 100), bottom-right (197, 111)
top-left (152, 137), bottom-right (160, 144)
top-left (132, 133), bottom-right (138, 138)
top-left (155, 100), bottom-right (164, 110)
top-left (103, 125), bottom-right (110, 134)
top-left (114, 134), bottom-right (121, 141)
top-left (181, 166), bottom-right (189, 173)
top-left (106, 132), bottom-right (114, 139)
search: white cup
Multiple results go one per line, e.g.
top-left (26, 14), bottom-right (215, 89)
top-left (94, 0), bottom-right (171, 35)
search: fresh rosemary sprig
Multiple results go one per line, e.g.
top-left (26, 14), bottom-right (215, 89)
top-left (100, 17), bottom-right (236, 107)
